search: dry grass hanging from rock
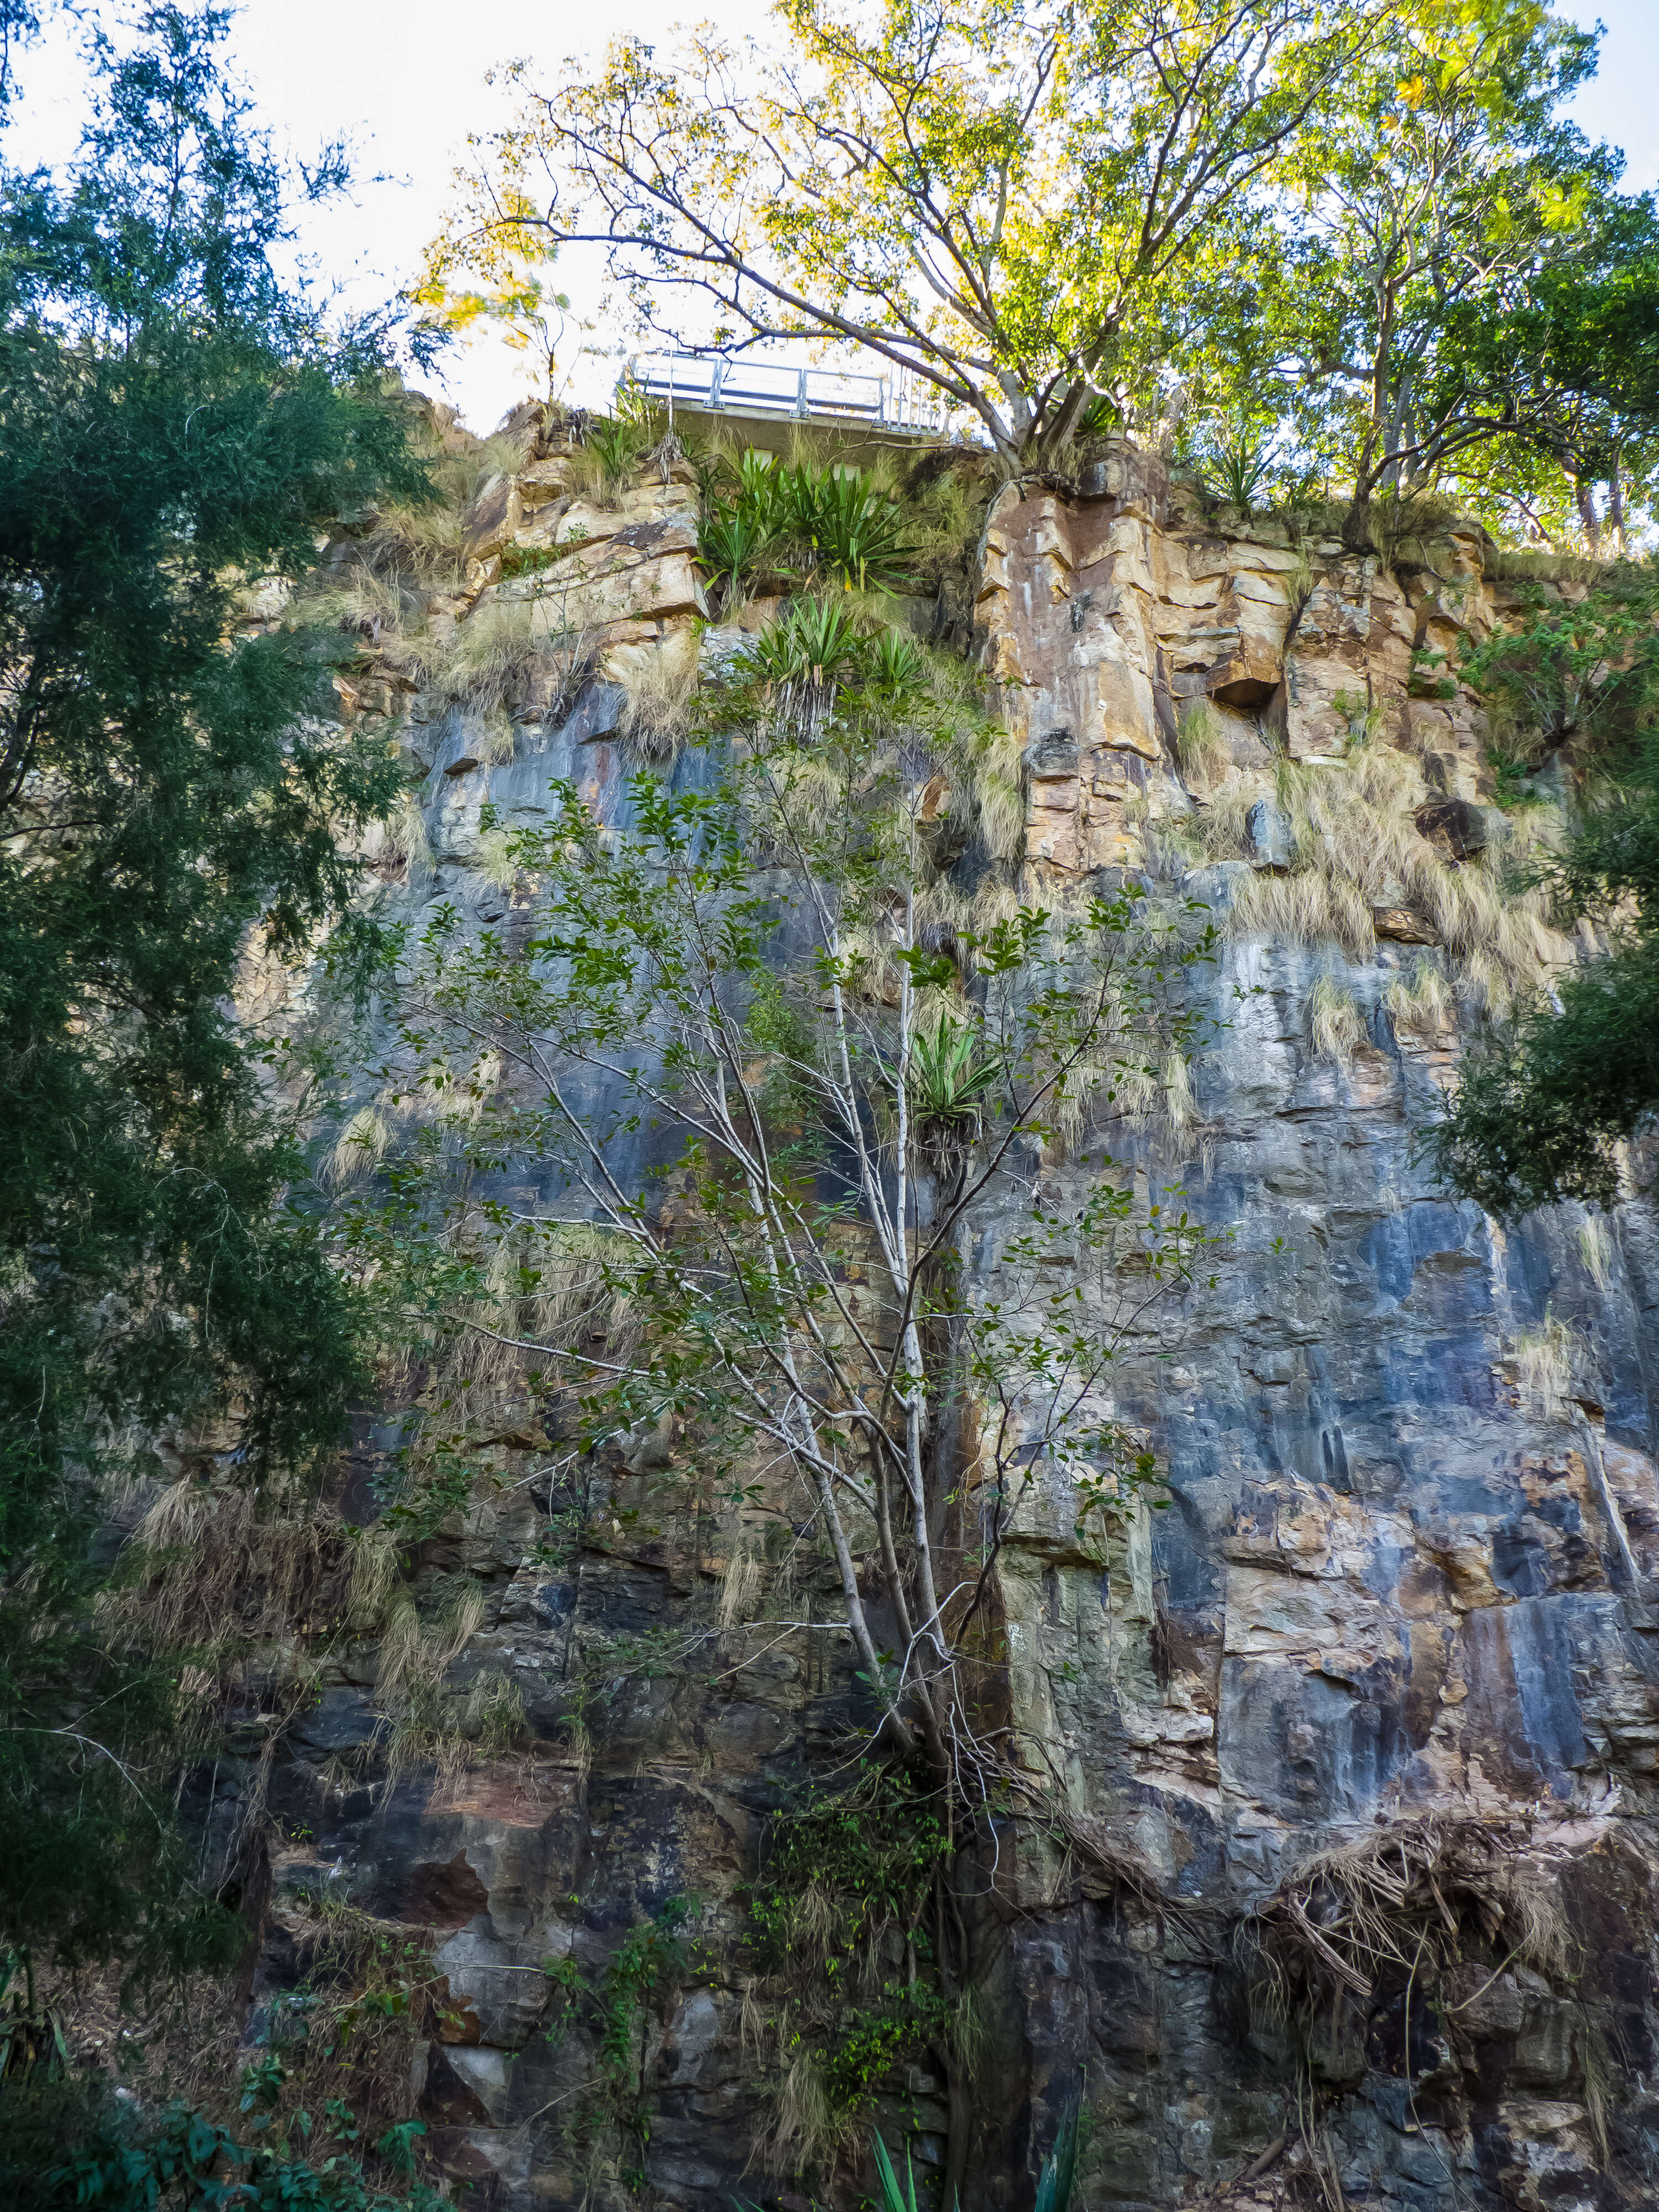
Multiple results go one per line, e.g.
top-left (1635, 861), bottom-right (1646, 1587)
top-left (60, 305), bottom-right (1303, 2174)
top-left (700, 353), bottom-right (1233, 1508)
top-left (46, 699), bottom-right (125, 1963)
top-left (1241, 1817), bottom-right (1575, 2043)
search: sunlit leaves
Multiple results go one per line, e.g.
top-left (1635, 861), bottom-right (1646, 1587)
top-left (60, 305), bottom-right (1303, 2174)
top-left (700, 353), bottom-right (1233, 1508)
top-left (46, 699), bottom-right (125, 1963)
top-left (428, 0), bottom-right (1389, 460)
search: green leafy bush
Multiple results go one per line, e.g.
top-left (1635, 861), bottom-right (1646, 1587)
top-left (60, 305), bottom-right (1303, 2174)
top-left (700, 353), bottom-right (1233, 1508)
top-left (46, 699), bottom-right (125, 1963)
top-left (498, 541), bottom-right (562, 581)
top-left (60, 2100), bottom-right (439, 2212)
top-left (1459, 570), bottom-right (1659, 759)
top-left (747, 1774), bottom-right (950, 1981)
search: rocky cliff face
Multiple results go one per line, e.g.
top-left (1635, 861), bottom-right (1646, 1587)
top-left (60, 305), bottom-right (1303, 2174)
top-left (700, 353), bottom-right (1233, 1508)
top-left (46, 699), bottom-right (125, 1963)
top-left (252, 429), bottom-right (1659, 2212)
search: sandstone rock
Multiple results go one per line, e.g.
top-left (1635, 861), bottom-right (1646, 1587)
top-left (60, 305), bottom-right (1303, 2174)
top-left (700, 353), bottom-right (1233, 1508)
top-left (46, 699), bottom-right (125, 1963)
top-left (248, 447), bottom-right (1659, 2212)
top-left (1415, 795), bottom-right (1491, 859)
top-left (1373, 905), bottom-right (1439, 944)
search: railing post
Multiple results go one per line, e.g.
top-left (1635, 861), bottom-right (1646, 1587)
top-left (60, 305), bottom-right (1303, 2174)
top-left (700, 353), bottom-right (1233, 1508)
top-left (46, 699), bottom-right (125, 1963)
top-left (709, 362), bottom-right (727, 409)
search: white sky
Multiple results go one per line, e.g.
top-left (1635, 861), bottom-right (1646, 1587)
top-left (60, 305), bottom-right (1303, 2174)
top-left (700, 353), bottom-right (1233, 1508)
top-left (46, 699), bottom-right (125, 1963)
top-left (6, 0), bottom-right (1657, 435)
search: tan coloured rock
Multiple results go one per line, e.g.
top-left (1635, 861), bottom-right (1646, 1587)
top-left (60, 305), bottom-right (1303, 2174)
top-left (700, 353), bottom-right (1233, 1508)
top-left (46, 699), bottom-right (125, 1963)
top-left (255, 444), bottom-right (1659, 2212)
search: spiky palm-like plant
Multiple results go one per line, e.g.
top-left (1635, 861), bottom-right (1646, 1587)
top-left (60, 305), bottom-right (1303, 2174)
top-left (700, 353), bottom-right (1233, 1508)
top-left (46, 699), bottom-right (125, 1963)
top-left (907, 1013), bottom-right (1000, 1146)
top-left (698, 505), bottom-right (776, 602)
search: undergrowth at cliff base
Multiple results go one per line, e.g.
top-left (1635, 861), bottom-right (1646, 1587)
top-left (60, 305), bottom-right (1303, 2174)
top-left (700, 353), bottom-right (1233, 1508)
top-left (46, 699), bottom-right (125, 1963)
top-left (537, 1897), bottom-right (701, 2194)
top-left (735, 1768), bottom-right (973, 2182)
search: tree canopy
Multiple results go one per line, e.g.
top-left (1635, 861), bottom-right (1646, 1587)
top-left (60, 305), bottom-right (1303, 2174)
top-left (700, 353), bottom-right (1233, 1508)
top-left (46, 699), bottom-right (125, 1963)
top-left (0, 1), bottom-right (426, 1978)
top-left (429, 0), bottom-right (1659, 539)
top-left (424, 0), bottom-right (1390, 465)
top-left (1193, 0), bottom-right (1659, 540)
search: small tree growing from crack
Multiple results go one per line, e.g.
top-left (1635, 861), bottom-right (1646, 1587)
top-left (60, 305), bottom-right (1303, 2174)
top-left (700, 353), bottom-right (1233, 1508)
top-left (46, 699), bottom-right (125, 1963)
top-left (354, 685), bottom-right (1223, 1808)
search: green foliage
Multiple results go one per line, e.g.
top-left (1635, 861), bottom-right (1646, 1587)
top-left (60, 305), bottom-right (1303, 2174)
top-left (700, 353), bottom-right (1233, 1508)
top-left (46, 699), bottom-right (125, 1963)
top-left (1189, 0), bottom-right (1659, 536)
top-left (742, 1775), bottom-right (962, 2161)
top-left (447, 0), bottom-right (1659, 525)
top-left (1459, 570), bottom-right (1659, 757)
top-left (1427, 587), bottom-right (1659, 1211)
top-left (0, 1950), bottom-right (66, 2086)
top-left (1195, 426), bottom-right (1277, 512)
top-left (907, 1013), bottom-right (1001, 1142)
top-left (819, 1983), bottom-right (957, 2114)
top-left (535, 1901), bottom-right (693, 2189)
top-left (582, 412), bottom-right (650, 494)
top-left (595, 1901), bottom-right (692, 2182)
top-left (267, 1900), bottom-right (459, 2085)
top-left (1034, 2098), bottom-right (1083, 2212)
top-left (735, 595), bottom-right (869, 693)
top-left (1485, 746), bottom-right (1552, 811)
top-left (699, 503), bottom-right (778, 600)
top-left (1408, 646), bottom-right (1457, 702)
top-left (747, 1775), bottom-right (950, 1983)
top-left (863, 625), bottom-right (930, 704)
top-left (872, 2128), bottom-right (930, 2212)
top-left (795, 467), bottom-right (912, 591)
top-left (698, 456), bottom-right (911, 601)
top-left (445, 0), bottom-right (1390, 464)
top-left (498, 541), bottom-right (562, 580)
top-left (58, 2095), bottom-right (440, 2212)
top-left (723, 599), bottom-right (937, 738)
top-left (0, 5), bottom-right (425, 1987)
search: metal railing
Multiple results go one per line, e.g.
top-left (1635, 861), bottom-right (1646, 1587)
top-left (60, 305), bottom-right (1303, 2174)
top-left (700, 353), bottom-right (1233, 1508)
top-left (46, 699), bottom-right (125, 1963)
top-left (624, 353), bottom-right (946, 434)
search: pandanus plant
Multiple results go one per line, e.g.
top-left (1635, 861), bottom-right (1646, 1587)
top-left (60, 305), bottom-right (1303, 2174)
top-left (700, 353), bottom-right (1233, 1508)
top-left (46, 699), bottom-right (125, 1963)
top-left (699, 506), bottom-right (777, 602)
top-left (802, 466), bottom-right (911, 591)
top-left (906, 1012), bottom-right (1000, 1156)
top-left (1202, 430), bottom-right (1275, 513)
top-left (734, 596), bottom-right (870, 729)
top-left (697, 453), bottom-right (912, 601)
top-left (733, 602), bottom-right (933, 735)
top-left (868, 2100), bottom-right (1082, 2212)
top-left (863, 624), bottom-right (929, 706)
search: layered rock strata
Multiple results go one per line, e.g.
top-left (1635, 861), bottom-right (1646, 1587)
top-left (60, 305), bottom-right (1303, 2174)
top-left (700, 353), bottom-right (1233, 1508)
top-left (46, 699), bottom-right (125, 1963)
top-left (254, 433), bottom-right (1659, 2212)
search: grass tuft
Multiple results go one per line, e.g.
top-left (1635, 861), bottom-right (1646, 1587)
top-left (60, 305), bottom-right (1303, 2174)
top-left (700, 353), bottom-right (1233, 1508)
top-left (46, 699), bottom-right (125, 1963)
top-left (1175, 701), bottom-right (1230, 787)
top-left (1306, 976), bottom-right (1366, 1063)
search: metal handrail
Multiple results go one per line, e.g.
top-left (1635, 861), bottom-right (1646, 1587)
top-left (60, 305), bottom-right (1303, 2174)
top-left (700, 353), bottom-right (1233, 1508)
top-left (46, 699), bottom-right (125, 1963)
top-left (623, 352), bottom-right (945, 434)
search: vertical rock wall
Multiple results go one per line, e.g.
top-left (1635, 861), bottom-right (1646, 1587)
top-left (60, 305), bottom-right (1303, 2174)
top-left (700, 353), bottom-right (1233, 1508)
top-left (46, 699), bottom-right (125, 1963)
top-left (259, 437), bottom-right (1659, 2212)
top-left (971, 449), bottom-right (1659, 2211)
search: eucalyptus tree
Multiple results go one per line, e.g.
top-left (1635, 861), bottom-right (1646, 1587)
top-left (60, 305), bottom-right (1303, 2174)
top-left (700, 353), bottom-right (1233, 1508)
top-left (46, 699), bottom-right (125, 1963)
top-left (422, 0), bottom-right (1386, 466)
top-left (1237, 0), bottom-right (1657, 542)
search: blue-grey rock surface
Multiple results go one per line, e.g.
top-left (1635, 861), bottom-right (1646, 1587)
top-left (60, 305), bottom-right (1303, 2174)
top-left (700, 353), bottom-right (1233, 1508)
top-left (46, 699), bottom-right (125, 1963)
top-left (250, 440), bottom-right (1659, 2212)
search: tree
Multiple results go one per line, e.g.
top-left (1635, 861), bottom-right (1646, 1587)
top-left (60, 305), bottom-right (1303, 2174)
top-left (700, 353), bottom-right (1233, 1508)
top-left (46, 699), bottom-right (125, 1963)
top-left (349, 640), bottom-right (1222, 1792)
top-left (427, 0), bottom-right (1385, 465)
top-left (1424, 571), bottom-right (1659, 1215)
top-left (409, 234), bottom-right (574, 403)
top-left (344, 635), bottom-right (1222, 2190)
top-left (0, 1), bottom-right (37, 112)
top-left (0, 3), bottom-right (426, 1980)
top-left (1439, 187), bottom-right (1659, 550)
top-left (1220, 0), bottom-right (1659, 544)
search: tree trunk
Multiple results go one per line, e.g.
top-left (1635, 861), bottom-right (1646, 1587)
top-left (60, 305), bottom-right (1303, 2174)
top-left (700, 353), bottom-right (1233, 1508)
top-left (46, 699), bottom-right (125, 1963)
top-left (1341, 489), bottom-right (1376, 553)
top-left (1575, 476), bottom-right (1601, 551)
